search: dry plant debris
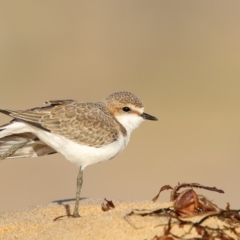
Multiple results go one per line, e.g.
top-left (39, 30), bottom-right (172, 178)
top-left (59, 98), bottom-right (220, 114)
top-left (152, 182), bottom-right (224, 217)
top-left (126, 182), bottom-right (240, 240)
top-left (101, 198), bottom-right (115, 212)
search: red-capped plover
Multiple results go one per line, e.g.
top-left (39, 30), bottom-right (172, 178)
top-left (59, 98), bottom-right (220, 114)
top-left (0, 91), bottom-right (158, 217)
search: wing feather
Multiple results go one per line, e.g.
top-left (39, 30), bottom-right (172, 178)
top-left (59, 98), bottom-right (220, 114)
top-left (1, 101), bottom-right (119, 147)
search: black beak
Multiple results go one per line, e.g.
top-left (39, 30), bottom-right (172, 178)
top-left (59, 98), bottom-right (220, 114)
top-left (141, 112), bottom-right (158, 121)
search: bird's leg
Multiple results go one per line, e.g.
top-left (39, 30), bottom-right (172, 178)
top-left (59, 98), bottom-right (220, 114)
top-left (72, 167), bottom-right (83, 217)
top-left (0, 140), bottom-right (30, 162)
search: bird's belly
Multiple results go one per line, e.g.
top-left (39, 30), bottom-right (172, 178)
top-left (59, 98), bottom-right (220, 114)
top-left (33, 128), bottom-right (127, 169)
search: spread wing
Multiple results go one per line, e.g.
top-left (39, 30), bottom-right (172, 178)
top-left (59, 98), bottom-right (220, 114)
top-left (0, 100), bottom-right (119, 147)
top-left (0, 133), bottom-right (56, 159)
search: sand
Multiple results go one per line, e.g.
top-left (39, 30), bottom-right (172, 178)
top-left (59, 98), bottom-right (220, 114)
top-left (0, 199), bottom-right (240, 240)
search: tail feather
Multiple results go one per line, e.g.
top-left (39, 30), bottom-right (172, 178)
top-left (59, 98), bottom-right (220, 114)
top-left (0, 123), bottom-right (56, 160)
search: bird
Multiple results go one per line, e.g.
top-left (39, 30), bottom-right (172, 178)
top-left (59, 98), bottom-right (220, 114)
top-left (0, 91), bottom-right (158, 217)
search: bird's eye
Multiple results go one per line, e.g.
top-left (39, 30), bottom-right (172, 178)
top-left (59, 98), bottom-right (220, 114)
top-left (122, 107), bottom-right (131, 112)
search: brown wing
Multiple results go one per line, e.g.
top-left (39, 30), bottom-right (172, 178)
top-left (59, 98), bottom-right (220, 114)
top-left (0, 101), bottom-right (119, 147)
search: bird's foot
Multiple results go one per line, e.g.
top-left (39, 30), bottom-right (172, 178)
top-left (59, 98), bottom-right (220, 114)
top-left (72, 211), bottom-right (81, 218)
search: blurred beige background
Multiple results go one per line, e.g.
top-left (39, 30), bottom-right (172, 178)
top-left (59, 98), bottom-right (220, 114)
top-left (0, 1), bottom-right (240, 212)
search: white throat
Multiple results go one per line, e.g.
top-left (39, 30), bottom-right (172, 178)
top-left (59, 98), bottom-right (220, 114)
top-left (116, 114), bottom-right (144, 136)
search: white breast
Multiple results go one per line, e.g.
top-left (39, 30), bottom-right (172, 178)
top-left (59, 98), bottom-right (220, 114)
top-left (34, 129), bottom-right (127, 169)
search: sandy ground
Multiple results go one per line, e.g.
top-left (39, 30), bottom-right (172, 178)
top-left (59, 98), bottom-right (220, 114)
top-left (1, 199), bottom-right (240, 240)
